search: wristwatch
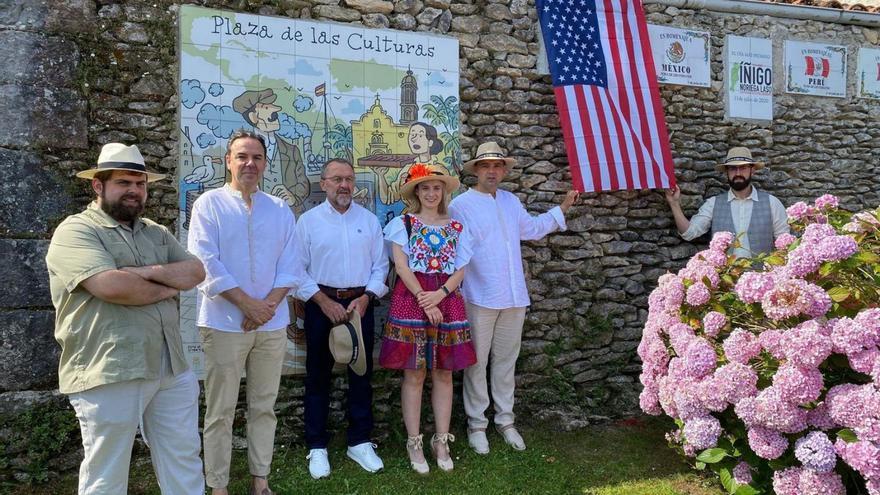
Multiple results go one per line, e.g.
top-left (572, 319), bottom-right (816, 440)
top-left (364, 290), bottom-right (378, 302)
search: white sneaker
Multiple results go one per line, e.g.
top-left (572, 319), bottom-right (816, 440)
top-left (347, 442), bottom-right (384, 473)
top-left (496, 424), bottom-right (526, 451)
top-left (307, 448), bottom-right (330, 479)
top-left (468, 428), bottom-right (490, 455)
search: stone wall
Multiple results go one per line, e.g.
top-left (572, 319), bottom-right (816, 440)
top-left (1, 0), bottom-right (879, 481)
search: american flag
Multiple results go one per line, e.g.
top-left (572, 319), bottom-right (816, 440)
top-left (537, 0), bottom-right (676, 193)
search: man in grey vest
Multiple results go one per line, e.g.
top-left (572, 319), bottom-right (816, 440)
top-left (665, 146), bottom-right (789, 258)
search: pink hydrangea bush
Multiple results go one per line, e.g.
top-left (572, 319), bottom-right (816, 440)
top-left (639, 197), bottom-right (880, 494)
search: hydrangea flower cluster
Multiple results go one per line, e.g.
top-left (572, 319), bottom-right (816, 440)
top-left (639, 195), bottom-right (880, 494)
top-left (843, 208), bottom-right (880, 233)
top-left (732, 462), bottom-right (753, 485)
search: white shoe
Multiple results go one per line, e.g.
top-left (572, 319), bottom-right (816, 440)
top-left (431, 432), bottom-right (455, 472)
top-left (406, 434), bottom-right (430, 475)
top-left (497, 424), bottom-right (526, 451)
top-left (468, 428), bottom-right (490, 455)
top-left (307, 448), bottom-right (330, 479)
top-left (347, 442), bottom-right (384, 473)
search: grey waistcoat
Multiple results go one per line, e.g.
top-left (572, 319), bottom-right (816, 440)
top-left (711, 188), bottom-right (774, 256)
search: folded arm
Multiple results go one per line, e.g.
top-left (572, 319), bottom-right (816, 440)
top-left (80, 269), bottom-right (179, 306)
top-left (120, 258), bottom-right (205, 290)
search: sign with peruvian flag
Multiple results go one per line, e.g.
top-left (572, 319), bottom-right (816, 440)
top-left (857, 47), bottom-right (880, 100)
top-left (784, 40), bottom-right (847, 98)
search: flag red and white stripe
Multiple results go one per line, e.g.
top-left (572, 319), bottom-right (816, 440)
top-left (538, 0), bottom-right (676, 193)
top-left (805, 56), bottom-right (831, 77)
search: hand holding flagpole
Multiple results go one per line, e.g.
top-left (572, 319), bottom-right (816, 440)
top-left (560, 190), bottom-right (580, 214)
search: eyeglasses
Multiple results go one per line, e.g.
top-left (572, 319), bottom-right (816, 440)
top-left (322, 176), bottom-right (355, 185)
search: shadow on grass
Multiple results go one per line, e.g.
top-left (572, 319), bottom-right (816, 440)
top-left (11, 416), bottom-right (720, 495)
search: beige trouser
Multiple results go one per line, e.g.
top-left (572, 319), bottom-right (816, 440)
top-left (200, 327), bottom-right (286, 488)
top-left (462, 303), bottom-right (527, 430)
top-left (68, 352), bottom-right (203, 495)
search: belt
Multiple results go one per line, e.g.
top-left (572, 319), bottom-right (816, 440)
top-left (318, 284), bottom-right (366, 300)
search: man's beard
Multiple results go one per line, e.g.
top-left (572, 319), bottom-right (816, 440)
top-left (330, 192), bottom-right (352, 210)
top-left (101, 191), bottom-right (144, 223)
top-left (729, 176), bottom-right (751, 192)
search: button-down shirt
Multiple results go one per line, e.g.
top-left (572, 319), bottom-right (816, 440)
top-left (46, 203), bottom-right (195, 393)
top-left (293, 200), bottom-right (389, 301)
top-left (188, 186), bottom-right (298, 332)
top-left (682, 187), bottom-right (789, 259)
top-left (449, 189), bottom-right (566, 309)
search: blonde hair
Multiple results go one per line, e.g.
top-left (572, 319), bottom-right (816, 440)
top-left (406, 181), bottom-right (448, 215)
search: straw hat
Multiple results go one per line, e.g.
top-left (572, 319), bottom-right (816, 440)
top-left (462, 141), bottom-right (517, 175)
top-left (76, 143), bottom-right (166, 182)
top-left (715, 146), bottom-right (765, 173)
top-left (399, 163), bottom-right (460, 204)
top-left (329, 311), bottom-right (367, 376)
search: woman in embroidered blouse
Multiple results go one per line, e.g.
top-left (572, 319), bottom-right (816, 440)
top-left (380, 163), bottom-right (476, 474)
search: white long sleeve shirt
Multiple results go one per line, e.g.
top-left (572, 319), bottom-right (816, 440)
top-left (292, 200), bottom-right (389, 301)
top-left (682, 187), bottom-right (789, 259)
top-left (449, 189), bottom-right (566, 309)
top-left (188, 186), bottom-right (298, 332)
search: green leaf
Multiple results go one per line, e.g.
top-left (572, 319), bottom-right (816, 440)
top-left (734, 486), bottom-right (761, 495)
top-left (695, 461), bottom-right (706, 470)
top-left (837, 428), bottom-right (858, 443)
top-left (765, 254), bottom-right (785, 266)
top-left (855, 251), bottom-right (880, 264)
top-left (696, 447), bottom-right (728, 463)
top-left (818, 263), bottom-right (834, 277)
top-left (719, 467), bottom-right (735, 493)
top-left (827, 286), bottom-right (851, 302)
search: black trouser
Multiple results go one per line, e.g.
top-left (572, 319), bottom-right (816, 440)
top-left (303, 297), bottom-right (375, 448)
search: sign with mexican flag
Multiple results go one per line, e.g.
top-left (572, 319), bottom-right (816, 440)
top-left (647, 24), bottom-right (711, 88)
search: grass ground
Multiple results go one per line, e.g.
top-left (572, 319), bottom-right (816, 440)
top-left (14, 416), bottom-right (721, 495)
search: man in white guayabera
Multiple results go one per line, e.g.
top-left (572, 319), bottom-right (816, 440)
top-left (449, 141), bottom-right (579, 454)
top-left (188, 130), bottom-right (298, 495)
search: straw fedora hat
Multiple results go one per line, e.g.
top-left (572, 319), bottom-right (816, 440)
top-left (76, 143), bottom-right (166, 182)
top-left (462, 141), bottom-right (517, 175)
top-left (715, 146), bottom-right (765, 173)
top-left (329, 311), bottom-right (367, 376)
top-left (399, 163), bottom-right (460, 205)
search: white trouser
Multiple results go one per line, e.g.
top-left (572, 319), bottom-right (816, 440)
top-left (462, 303), bottom-right (527, 430)
top-left (68, 348), bottom-right (204, 495)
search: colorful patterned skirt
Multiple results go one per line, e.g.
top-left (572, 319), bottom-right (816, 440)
top-left (380, 272), bottom-right (477, 371)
